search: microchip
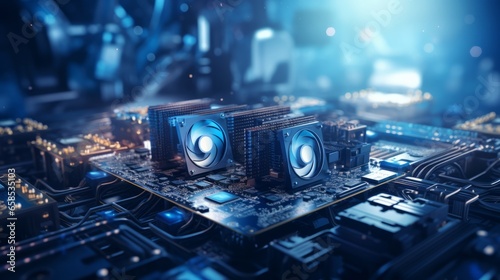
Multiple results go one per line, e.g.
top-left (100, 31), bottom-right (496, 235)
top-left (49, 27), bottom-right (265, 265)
top-left (219, 179), bottom-right (232, 186)
top-left (197, 205), bottom-right (209, 213)
top-left (344, 180), bottom-right (364, 188)
top-left (185, 185), bottom-right (198, 192)
top-left (146, 182), bottom-right (159, 188)
top-left (129, 165), bottom-right (142, 170)
top-left (325, 188), bottom-right (336, 195)
top-left (205, 191), bottom-right (239, 204)
top-left (380, 160), bottom-right (410, 172)
top-left (206, 174), bottom-right (227, 182)
top-left (229, 177), bottom-right (240, 183)
top-left (244, 188), bottom-right (261, 196)
top-left (171, 180), bottom-right (186, 186)
top-left (135, 147), bottom-right (149, 154)
top-left (134, 167), bottom-right (149, 173)
top-left (361, 170), bottom-right (397, 184)
top-left (195, 181), bottom-right (211, 189)
top-left (158, 177), bottom-right (169, 183)
top-left (305, 191), bottom-right (320, 198)
top-left (264, 194), bottom-right (281, 203)
top-left (156, 207), bottom-right (187, 227)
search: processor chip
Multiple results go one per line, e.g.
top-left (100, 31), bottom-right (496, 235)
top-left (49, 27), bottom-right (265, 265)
top-left (205, 191), bottom-right (239, 204)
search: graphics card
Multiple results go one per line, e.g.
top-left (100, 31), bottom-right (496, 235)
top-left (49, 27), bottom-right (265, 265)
top-left (175, 113), bottom-right (234, 176)
top-left (278, 122), bottom-right (329, 190)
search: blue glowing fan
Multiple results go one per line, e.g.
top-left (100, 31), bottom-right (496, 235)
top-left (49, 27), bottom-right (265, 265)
top-left (279, 122), bottom-right (328, 190)
top-left (176, 114), bottom-right (233, 176)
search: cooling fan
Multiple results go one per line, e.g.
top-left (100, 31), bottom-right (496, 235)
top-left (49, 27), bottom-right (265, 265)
top-left (278, 122), bottom-right (329, 190)
top-left (175, 113), bottom-right (234, 176)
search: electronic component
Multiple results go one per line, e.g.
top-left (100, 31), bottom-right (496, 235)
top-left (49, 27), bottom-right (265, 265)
top-left (205, 191), bottom-right (239, 204)
top-left (244, 115), bottom-right (317, 186)
top-left (0, 118), bottom-right (48, 168)
top-left (278, 122), bottom-right (329, 190)
top-left (380, 159), bottom-right (411, 172)
top-left (370, 121), bottom-right (479, 143)
top-left (270, 232), bottom-right (338, 280)
top-left (90, 149), bottom-right (387, 235)
top-left (148, 99), bottom-right (213, 162)
top-left (0, 174), bottom-right (58, 242)
top-left (334, 193), bottom-right (448, 255)
top-left (226, 105), bottom-right (291, 163)
top-left (174, 113), bottom-right (234, 176)
top-left (156, 206), bottom-right (190, 231)
top-left (362, 170), bottom-right (398, 184)
top-left (390, 177), bottom-right (479, 220)
top-left (31, 134), bottom-right (127, 188)
top-left (323, 120), bottom-right (371, 170)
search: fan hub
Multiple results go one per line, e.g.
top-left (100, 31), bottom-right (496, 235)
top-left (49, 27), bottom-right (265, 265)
top-left (299, 144), bottom-right (314, 164)
top-left (198, 136), bottom-right (214, 153)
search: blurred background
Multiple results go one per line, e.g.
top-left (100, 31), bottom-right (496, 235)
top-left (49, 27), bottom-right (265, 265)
top-left (0, 0), bottom-right (499, 127)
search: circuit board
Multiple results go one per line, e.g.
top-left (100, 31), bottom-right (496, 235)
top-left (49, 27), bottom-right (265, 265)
top-left (91, 152), bottom-right (401, 236)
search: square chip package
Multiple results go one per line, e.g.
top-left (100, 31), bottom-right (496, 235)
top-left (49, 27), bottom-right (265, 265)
top-left (205, 191), bottom-right (239, 204)
top-left (361, 170), bottom-right (398, 184)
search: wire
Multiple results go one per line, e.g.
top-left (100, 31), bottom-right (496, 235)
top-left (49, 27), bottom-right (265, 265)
top-left (95, 178), bottom-right (120, 201)
top-left (452, 162), bottom-right (466, 178)
top-left (35, 178), bottom-right (90, 197)
top-left (468, 158), bottom-right (500, 181)
top-left (149, 221), bottom-right (215, 240)
top-left (438, 174), bottom-right (500, 188)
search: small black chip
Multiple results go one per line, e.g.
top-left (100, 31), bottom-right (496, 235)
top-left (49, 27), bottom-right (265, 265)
top-left (135, 148), bottom-right (150, 154)
top-left (146, 182), bottom-right (159, 188)
top-left (158, 177), bottom-right (169, 183)
top-left (195, 181), bottom-right (211, 189)
top-left (325, 188), bottom-right (336, 195)
top-left (134, 167), bottom-right (149, 172)
top-left (344, 180), bottom-right (363, 188)
top-left (206, 174), bottom-right (227, 182)
top-left (219, 179), bottom-right (232, 186)
top-left (229, 177), bottom-right (240, 183)
top-left (197, 205), bottom-right (209, 213)
top-left (171, 180), bottom-right (186, 186)
top-left (129, 165), bottom-right (142, 170)
top-left (264, 194), bottom-right (281, 203)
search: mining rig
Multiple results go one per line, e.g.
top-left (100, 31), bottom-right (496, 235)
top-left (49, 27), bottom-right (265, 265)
top-left (1, 99), bottom-right (500, 280)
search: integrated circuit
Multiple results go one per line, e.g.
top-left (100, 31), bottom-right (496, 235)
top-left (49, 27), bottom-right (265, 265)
top-left (205, 191), bottom-right (239, 204)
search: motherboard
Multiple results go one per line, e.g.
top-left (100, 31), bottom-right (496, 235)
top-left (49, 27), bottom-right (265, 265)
top-left (1, 98), bottom-right (499, 280)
